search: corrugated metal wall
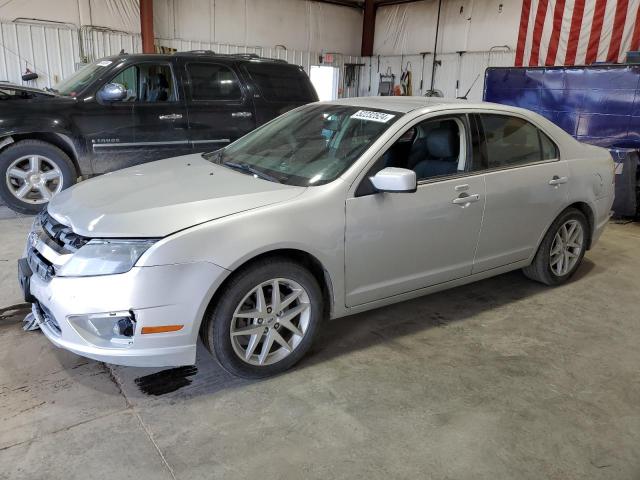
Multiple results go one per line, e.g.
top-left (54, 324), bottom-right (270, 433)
top-left (0, 20), bottom-right (363, 98)
top-left (0, 19), bottom-right (513, 101)
top-left (0, 20), bottom-right (140, 89)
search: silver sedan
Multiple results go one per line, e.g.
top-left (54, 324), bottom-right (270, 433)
top-left (20, 97), bottom-right (615, 378)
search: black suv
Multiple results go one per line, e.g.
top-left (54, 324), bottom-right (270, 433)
top-left (0, 51), bottom-right (318, 213)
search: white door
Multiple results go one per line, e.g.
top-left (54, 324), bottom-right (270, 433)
top-left (345, 115), bottom-right (486, 307)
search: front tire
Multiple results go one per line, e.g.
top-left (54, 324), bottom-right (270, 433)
top-left (0, 140), bottom-right (77, 214)
top-left (523, 208), bottom-right (588, 286)
top-left (202, 259), bottom-right (323, 379)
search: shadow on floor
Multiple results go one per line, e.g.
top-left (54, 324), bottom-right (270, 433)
top-left (112, 259), bottom-right (600, 401)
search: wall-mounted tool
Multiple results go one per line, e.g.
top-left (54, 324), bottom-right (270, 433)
top-left (401, 61), bottom-right (412, 96)
top-left (378, 67), bottom-right (395, 96)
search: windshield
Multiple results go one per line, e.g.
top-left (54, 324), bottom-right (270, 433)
top-left (208, 104), bottom-right (400, 186)
top-left (53, 59), bottom-right (115, 97)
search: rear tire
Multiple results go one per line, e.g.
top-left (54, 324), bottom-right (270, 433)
top-left (523, 208), bottom-right (588, 286)
top-left (0, 140), bottom-right (77, 215)
top-left (202, 258), bottom-right (323, 379)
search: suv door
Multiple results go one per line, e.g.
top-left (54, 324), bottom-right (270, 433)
top-left (85, 61), bottom-right (189, 173)
top-left (344, 114), bottom-right (486, 307)
top-left (183, 61), bottom-right (256, 150)
top-left (471, 113), bottom-right (569, 273)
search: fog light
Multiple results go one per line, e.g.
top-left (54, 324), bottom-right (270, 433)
top-left (113, 317), bottom-right (134, 337)
top-left (67, 310), bottom-right (137, 347)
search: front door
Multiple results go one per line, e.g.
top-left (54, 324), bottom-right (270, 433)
top-left (471, 113), bottom-right (570, 272)
top-left (345, 114), bottom-right (486, 307)
top-left (87, 61), bottom-right (190, 174)
top-left (183, 61), bottom-right (256, 152)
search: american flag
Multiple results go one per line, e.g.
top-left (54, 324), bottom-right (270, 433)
top-left (515, 0), bottom-right (640, 66)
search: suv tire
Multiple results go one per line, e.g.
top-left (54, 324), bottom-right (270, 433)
top-left (0, 140), bottom-right (77, 214)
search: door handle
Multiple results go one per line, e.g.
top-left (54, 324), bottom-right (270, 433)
top-left (452, 193), bottom-right (480, 207)
top-left (454, 184), bottom-right (470, 192)
top-left (158, 113), bottom-right (183, 120)
top-left (548, 175), bottom-right (568, 186)
top-left (232, 111), bottom-right (253, 118)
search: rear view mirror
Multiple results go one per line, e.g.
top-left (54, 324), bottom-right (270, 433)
top-left (370, 167), bottom-right (417, 193)
top-left (99, 82), bottom-right (127, 102)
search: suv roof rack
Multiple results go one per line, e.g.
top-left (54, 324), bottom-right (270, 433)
top-left (177, 50), bottom-right (288, 63)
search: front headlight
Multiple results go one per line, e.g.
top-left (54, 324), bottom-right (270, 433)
top-left (57, 239), bottom-right (157, 277)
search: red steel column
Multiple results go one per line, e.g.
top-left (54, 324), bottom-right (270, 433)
top-left (140, 0), bottom-right (155, 54)
top-left (361, 0), bottom-right (376, 57)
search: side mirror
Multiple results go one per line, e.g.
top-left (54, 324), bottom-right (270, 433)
top-left (99, 82), bottom-right (127, 102)
top-left (370, 167), bottom-right (417, 193)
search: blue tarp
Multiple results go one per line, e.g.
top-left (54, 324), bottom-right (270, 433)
top-left (483, 65), bottom-right (640, 149)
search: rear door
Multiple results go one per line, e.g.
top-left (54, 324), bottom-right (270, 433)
top-left (241, 62), bottom-right (318, 126)
top-left (183, 61), bottom-right (255, 151)
top-left (471, 112), bottom-right (569, 273)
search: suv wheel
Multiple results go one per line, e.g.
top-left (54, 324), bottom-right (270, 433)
top-left (203, 259), bottom-right (323, 378)
top-left (523, 208), bottom-right (588, 286)
top-left (0, 140), bottom-right (77, 214)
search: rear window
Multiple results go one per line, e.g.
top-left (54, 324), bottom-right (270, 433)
top-left (244, 63), bottom-right (316, 102)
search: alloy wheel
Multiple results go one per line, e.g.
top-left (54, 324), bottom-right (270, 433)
top-left (5, 155), bottom-right (63, 204)
top-left (549, 219), bottom-right (584, 276)
top-left (230, 278), bottom-right (311, 366)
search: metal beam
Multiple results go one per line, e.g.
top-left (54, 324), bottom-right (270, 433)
top-left (140, 0), bottom-right (154, 54)
top-left (361, 0), bottom-right (376, 56)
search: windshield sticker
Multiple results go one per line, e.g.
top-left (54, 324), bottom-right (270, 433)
top-left (97, 60), bottom-right (112, 67)
top-left (351, 110), bottom-right (395, 123)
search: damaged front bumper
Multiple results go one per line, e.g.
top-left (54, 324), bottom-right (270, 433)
top-left (25, 261), bottom-right (228, 367)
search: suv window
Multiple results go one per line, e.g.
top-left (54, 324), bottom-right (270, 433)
top-left (107, 63), bottom-right (175, 103)
top-left (187, 63), bottom-right (241, 101)
top-left (244, 63), bottom-right (314, 102)
top-left (480, 114), bottom-right (558, 169)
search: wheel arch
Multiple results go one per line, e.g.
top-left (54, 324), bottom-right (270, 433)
top-left (567, 201), bottom-right (595, 250)
top-left (199, 248), bottom-right (335, 338)
top-left (0, 132), bottom-right (82, 176)
top-left (534, 201), bottom-right (596, 259)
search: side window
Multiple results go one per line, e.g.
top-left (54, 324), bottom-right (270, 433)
top-left (480, 114), bottom-right (557, 168)
top-left (540, 131), bottom-right (559, 160)
top-left (244, 63), bottom-right (315, 102)
top-left (109, 66), bottom-right (139, 102)
top-left (187, 63), bottom-right (241, 101)
top-left (106, 63), bottom-right (175, 103)
top-left (381, 118), bottom-right (464, 181)
top-left (355, 116), bottom-right (466, 196)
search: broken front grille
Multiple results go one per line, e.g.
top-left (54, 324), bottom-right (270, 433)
top-left (27, 248), bottom-right (55, 281)
top-left (39, 210), bottom-right (89, 253)
top-left (28, 211), bottom-right (90, 281)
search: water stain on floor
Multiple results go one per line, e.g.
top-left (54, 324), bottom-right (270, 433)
top-left (134, 365), bottom-right (198, 396)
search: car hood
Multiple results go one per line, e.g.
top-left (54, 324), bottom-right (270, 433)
top-left (48, 154), bottom-right (306, 237)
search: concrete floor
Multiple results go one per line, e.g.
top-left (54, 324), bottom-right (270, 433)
top-left (1, 213), bottom-right (639, 480)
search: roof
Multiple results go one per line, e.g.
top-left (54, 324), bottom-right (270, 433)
top-left (325, 96), bottom-right (470, 113)
top-left (100, 52), bottom-right (289, 64)
top-left (323, 96), bottom-right (548, 119)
